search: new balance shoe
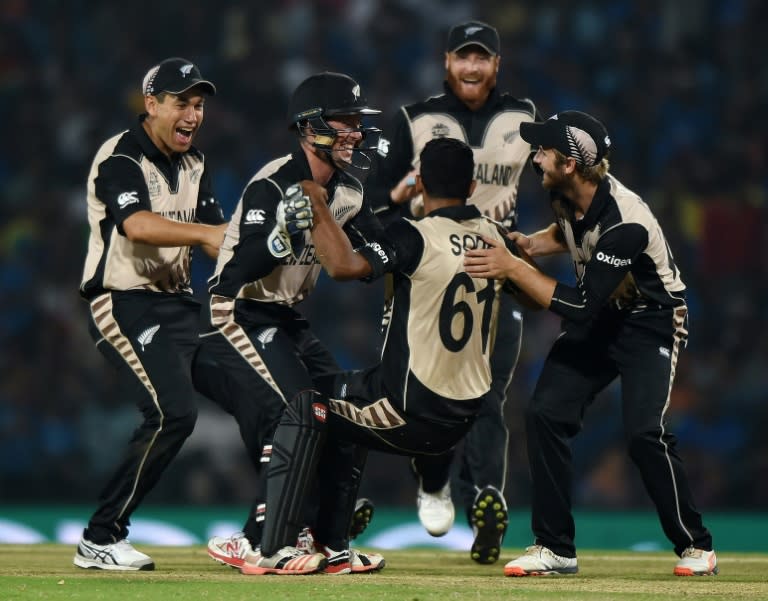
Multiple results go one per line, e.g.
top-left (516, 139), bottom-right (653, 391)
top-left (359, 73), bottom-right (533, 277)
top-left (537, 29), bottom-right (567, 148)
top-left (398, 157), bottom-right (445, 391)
top-left (470, 485), bottom-right (509, 565)
top-left (317, 544), bottom-right (386, 574)
top-left (674, 547), bottom-right (718, 576)
top-left (207, 532), bottom-right (252, 568)
top-left (350, 498), bottom-right (375, 540)
top-left (240, 546), bottom-right (326, 575)
top-left (73, 537), bottom-right (154, 571)
top-left (417, 482), bottom-right (455, 537)
top-left (504, 545), bottom-right (578, 576)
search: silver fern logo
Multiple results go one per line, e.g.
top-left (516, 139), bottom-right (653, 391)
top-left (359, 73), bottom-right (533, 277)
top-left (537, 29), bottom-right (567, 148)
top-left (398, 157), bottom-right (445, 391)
top-left (137, 325), bottom-right (160, 351)
top-left (257, 327), bottom-right (277, 348)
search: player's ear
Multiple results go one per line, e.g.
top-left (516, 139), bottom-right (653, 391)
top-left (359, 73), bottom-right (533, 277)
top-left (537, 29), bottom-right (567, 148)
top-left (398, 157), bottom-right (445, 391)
top-left (444, 52), bottom-right (450, 71)
top-left (144, 95), bottom-right (157, 116)
top-left (414, 174), bottom-right (424, 194)
top-left (468, 179), bottom-right (478, 197)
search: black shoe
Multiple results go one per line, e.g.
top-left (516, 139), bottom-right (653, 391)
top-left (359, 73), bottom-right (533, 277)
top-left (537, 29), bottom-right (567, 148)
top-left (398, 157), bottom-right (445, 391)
top-left (349, 498), bottom-right (374, 540)
top-left (469, 485), bottom-right (508, 565)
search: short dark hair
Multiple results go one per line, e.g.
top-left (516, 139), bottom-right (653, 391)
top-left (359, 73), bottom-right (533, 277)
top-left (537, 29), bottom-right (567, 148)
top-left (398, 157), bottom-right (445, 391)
top-left (419, 138), bottom-right (474, 200)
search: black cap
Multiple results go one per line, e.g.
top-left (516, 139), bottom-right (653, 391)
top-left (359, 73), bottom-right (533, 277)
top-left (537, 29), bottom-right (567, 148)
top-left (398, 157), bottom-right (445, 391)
top-left (420, 137), bottom-right (474, 200)
top-left (446, 20), bottom-right (500, 55)
top-left (142, 57), bottom-right (216, 96)
top-left (520, 111), bottom-right (611, 167)
top-left (287, 72), bottom-right (380, 124)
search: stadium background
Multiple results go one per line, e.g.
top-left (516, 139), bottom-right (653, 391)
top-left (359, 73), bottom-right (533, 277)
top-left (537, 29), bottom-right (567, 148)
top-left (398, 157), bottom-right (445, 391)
top-left (0, 0), bottom-right (766, 550)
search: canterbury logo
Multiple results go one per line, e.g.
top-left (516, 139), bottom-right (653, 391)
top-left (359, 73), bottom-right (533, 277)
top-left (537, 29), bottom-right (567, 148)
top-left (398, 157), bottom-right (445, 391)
top-left (245, 209), bottom-right (266, 224)
top-left (137, 325), bottom-right (160, 351)
top-left (180, 64), bottom-right (193, 77)
top-left (117, 191), bottom-right (139, 208)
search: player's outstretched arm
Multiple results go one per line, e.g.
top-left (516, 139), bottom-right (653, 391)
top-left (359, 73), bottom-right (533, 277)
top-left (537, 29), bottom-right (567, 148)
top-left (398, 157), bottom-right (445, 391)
top-left (465, 236), bottom-right (556, 309)
top-left (511, 223), bottom-right (567, 257)
top-left (122, 210), bottom-right (226, 251)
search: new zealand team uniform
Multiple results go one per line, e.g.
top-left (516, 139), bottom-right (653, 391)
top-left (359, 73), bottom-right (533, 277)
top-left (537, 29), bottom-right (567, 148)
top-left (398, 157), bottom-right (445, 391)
top-left (79, 116), bottom-right (225, 544)
top-left (366, 83), bottom-right (537, 507)
top-left (261, 205), bottom-right (515, 553)
top-left (529, 174), bottom-right (713, 558)
top-left (192, 149), bottom-right (383, 545)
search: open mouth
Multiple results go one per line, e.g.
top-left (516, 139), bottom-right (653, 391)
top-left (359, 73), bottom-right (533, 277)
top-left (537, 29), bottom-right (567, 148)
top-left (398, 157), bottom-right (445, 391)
top-left (175, 127), bottom-right (194, 145)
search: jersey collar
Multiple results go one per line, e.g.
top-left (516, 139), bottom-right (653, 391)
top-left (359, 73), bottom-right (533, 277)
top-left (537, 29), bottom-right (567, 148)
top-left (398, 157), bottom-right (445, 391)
top-left (425, 204), bottom-right (482, 221)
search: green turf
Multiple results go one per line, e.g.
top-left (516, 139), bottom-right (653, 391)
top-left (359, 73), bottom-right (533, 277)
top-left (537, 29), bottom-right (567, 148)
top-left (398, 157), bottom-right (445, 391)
top-left (1, 545), bottom-right (767, 601)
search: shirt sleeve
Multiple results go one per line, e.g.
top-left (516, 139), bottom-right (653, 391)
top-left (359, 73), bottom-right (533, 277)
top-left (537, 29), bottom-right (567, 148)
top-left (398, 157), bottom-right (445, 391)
top-left (196, 164), bottom-right (226, 225)
top-left (549, 223), bottom-right (648, 322)
top-left (93, 155), bottom-right (151, 235)
top-left (225, 179), bottom-right (286, 282)
top-left (343, 188), bottom-right (386, 248)
top-left (356, 219), bottom-right (423, 281)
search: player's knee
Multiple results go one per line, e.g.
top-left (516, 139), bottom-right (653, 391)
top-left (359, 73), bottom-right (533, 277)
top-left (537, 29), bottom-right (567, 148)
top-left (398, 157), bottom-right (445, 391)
top-left (525, 399), bottom-right (554, 426)
top-left (163, 399), bottom-right (198, 437)
top-left (525, 398), bottom-right (580, 438)
top-left (626, 428), bottom-right (666, 461)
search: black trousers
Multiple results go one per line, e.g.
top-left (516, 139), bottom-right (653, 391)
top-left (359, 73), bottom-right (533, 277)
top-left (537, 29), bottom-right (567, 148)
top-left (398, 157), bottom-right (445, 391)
top-left (193, 318), bottom-right (339, 545)
top-left (527, 306), bottom-right (712, 557)
top-left (85, 291), bottom-right (201, 544)
top-left (413, 292), bottom-right (522, 515)
top-left (308, 366), bottom-right (476, 547)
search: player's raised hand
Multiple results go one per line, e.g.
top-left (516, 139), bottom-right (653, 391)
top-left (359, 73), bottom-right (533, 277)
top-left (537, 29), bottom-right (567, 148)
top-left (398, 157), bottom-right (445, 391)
top-left (299, 179), bottom-right (328, 208)
top-left (279, 183), bottom-right (314, 235)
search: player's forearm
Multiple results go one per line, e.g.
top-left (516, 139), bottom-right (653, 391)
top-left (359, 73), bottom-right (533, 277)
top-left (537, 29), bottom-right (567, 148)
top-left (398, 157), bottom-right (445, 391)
top-left (505, 258), bottom-right (556, 308)
top-left (309, 200), bottom-right (370, 280)
top-left (123, 210), bottom-right (223, 248)
top-left (527, 223), bottom-right (568, 256)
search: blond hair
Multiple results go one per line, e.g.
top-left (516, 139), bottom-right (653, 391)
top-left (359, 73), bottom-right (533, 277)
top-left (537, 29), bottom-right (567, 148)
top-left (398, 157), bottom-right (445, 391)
top-left (553, 149), bottom-right (610, 184)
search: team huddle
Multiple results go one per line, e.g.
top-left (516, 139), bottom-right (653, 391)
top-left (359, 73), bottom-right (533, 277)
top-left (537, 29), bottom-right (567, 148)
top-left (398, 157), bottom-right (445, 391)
top-left (74, 19), bottom-right (718, 578)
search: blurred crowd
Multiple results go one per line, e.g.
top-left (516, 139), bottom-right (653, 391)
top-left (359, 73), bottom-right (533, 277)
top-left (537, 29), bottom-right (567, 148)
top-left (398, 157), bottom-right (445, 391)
top-left (1, 0), bottom-right (766, 512)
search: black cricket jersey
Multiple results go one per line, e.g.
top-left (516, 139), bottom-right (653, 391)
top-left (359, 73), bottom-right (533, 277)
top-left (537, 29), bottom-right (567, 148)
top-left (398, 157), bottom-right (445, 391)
top-left (367, 83), bottom-right (537, 226)
top-left (206, 149), bottom-right (383, 329)
top-left (80, 115), bottom-right (225, 299)
top-left (549, 174), bottom-right (686, 323)
top-left (354, 205), bottom-right (510, 422)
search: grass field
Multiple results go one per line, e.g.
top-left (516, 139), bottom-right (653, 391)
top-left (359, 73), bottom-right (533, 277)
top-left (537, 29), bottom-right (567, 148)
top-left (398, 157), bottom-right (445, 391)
top-left (2, 545), bottom-right (767, 601)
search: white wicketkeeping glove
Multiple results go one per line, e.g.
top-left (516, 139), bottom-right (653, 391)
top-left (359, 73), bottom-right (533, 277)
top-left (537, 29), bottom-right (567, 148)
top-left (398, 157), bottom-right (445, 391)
top-left (267, 183), bottom-right (314, 259)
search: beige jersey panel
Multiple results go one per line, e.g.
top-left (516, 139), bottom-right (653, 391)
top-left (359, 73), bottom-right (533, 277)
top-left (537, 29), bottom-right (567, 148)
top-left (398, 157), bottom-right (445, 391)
top-left (214, 154), bottom-right (365, 305)
top-left (82, 133), bottom-right (202, 293)
top-left (406, 216), bottom-right (504, 400)
top-left (407, 111), bottom-right (533, 221)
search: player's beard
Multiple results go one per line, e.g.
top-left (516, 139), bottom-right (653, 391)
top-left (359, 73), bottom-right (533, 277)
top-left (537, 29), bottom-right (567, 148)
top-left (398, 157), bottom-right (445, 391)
top-left (446, 70), bottom-right (496, 108)
top-left (542, 166), bottom-right (570, 194)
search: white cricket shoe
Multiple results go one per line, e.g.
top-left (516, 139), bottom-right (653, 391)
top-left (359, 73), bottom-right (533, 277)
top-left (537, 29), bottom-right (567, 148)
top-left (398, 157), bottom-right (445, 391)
top-left (503, 545), bottom-right (578, 576)
top-left (674, 547), bottom-right (718, 576)
top-left (207, 532), bottom-right (252, 568)
top-left (417, 482), bottom-right (455, 537)
top-left (73, 537), bottom-right (154, 571)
